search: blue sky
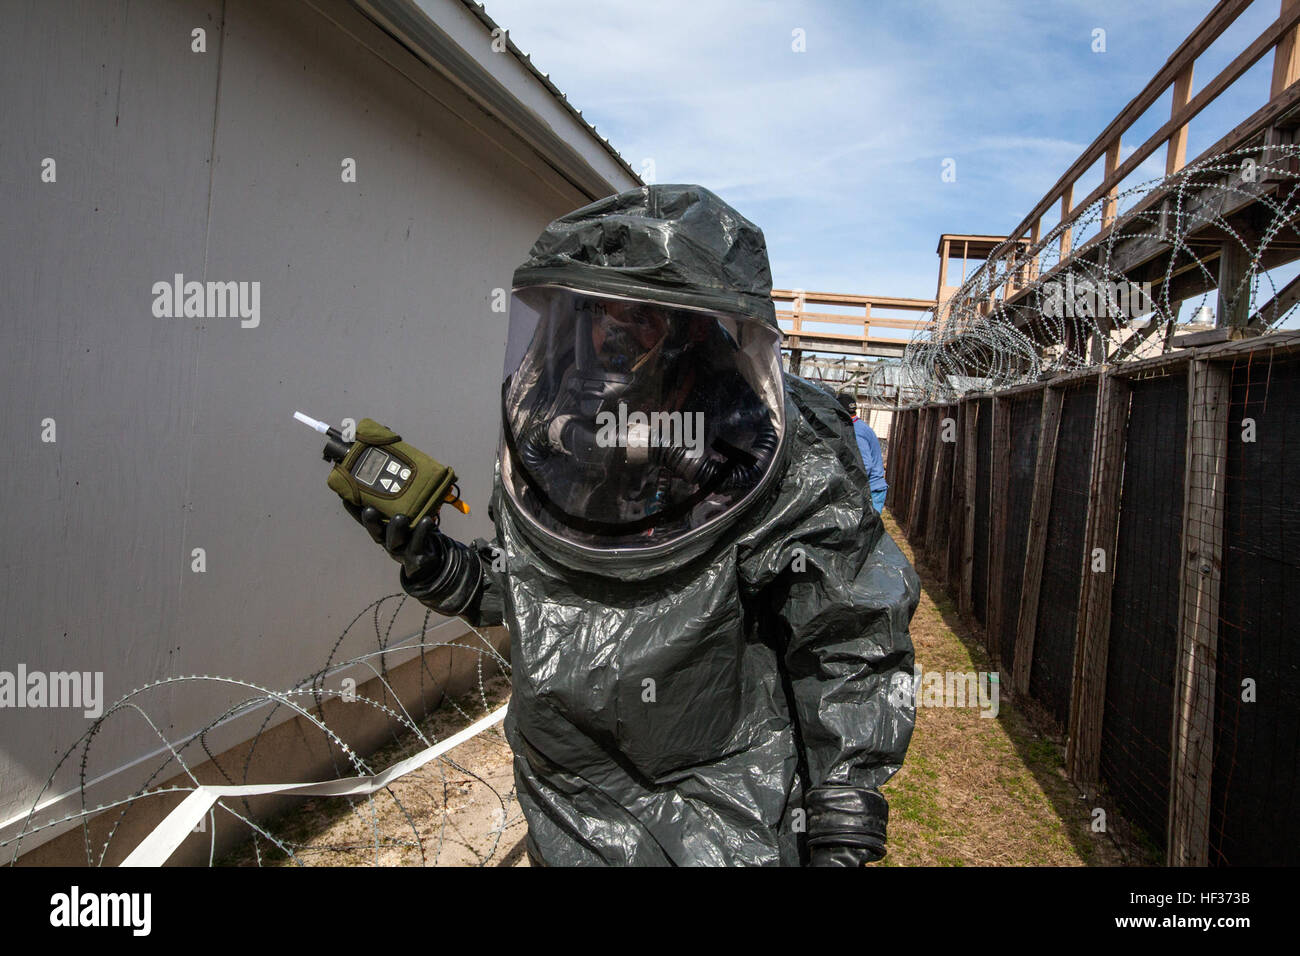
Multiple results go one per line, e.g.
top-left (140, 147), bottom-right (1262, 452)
top-left (480, 0), bottom-right (1284, 308)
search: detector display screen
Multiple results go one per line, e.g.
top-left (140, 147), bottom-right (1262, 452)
top-left (354, 447), bottom-right (387, 486)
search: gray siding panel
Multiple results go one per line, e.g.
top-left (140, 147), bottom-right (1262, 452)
top-left (0, 0), bottom-right (619, 842)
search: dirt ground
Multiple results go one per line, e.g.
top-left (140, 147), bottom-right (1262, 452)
top-left (222, 509), bottom-right (1145, 867)
top-left (879, 511), bottom-right (1137, 866)
top-left (220, 674), bottom-right (530, 867)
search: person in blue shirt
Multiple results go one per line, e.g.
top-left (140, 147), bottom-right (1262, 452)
top-left (838, 392), bottom-right (888, 513)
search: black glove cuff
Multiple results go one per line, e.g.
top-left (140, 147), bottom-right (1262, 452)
top-left (400, 534), bottom-right (483, 616)
top-left (805, 786), bottom-right (888, 858)
top-left (810, 844), bottom-right (880, 867)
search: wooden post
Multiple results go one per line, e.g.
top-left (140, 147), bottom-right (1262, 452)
top-left (943, 400), bottom-right (966, 587)
top-left (790, 290), bottom-right (804, 375)
top-left (926, 405), bottom-right (956, 563)
top-left (1162, 296), bottom-right (1186, 354)
top-left (894, 373), bottom-right (905, 418)
top-left (960, 399), bottom-right (979, 620)
top-left (1167, 64), bottom-right (1195, 176)
top-left (902, 407), bottom-right (919, 522)
top-left (1217, 238), bottom-right (1252, 329)
top-left (1272, 0), bottom-right (1300, 98)
top-left (893, 408), bottom-right (912, 525)
top-left (884, 410), bottom-right (900, 512)
top-left (1102, 136), bottom-right (1122, 231)
top-left (920, 405), bottom-right (937, 535)
top-left (986, 397), bottom-right (1012, 663)
top-left (1029, 218), bottom-right (1042, 283)
top-left (1066, 370), bottom-right (1132, 785)
top-left (889, 408), bottom-right (909, 515)
top-left (923, 406), bottom-right (943, 554)
top-left (1060, 184), bottom-right (1075, 260)
top-left (908, 407), bottom-right (937, 541)
top-left (1168, 360), bottom-right (1230, 866)
top-left (904, 405), bottom-right (922, 536)
top-left (1013, 385), bottom-right (1065, 697)
top-left (890, 408), bottom-right (915, 525)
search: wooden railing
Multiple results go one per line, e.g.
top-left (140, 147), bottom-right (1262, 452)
top-left (772, 289), bottom-right (934, 352)
top-left (979, 0), bottom-right (1300, 307)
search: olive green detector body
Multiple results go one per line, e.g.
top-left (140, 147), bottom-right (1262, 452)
top-left (294, 412), bottom-right (468, 524)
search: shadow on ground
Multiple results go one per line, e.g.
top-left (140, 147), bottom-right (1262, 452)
top-left (882, 510), bottom-right (1152, 866)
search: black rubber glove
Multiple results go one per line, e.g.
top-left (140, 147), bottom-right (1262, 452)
top-left (345, 504), bottom-right (483, 616)
top-left (345, 505), bottom-right (438, 578)
top-left (805, 786), bottom-right (889, 866)
top-left (810, 845), bottom-right (879, 867)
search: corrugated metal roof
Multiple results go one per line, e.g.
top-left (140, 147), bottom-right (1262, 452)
top-left (461, 0), bottom-right (642, 186)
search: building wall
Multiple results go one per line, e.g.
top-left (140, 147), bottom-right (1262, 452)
top-left (0, 0), bottom-right (633, 854)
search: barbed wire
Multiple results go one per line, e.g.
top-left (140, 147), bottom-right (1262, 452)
top-left (902, 145), bottom-right (1300, 402)
top-left (3, 595), bottom-right (519, 867)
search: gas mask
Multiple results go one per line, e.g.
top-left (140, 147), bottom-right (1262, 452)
top-left (500, 285), bottom-right (786, 552)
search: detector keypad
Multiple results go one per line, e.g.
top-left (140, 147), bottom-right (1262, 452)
top-left (351, 446), bottom-right (410, 495)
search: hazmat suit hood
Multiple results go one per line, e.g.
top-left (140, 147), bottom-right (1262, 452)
top-left (511, 183), bottom-right (780, 328)
top-left (500, 185), bottom-right (791, 579)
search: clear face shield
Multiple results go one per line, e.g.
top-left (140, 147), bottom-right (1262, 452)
top-left (500, 286), bottom-right (786, 552)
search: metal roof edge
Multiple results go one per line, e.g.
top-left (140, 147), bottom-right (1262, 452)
top-left (459, 1), bottom-right (642, 184)
top-left (352, 0), bottom-right (642, 200)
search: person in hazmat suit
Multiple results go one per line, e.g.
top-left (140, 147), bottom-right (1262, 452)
top-left (347, 184), bottom-right (920, 866)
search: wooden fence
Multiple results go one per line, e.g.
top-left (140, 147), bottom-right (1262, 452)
top-left (886, 330), bottom-right (1300, 866)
